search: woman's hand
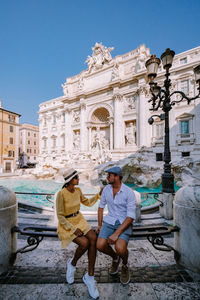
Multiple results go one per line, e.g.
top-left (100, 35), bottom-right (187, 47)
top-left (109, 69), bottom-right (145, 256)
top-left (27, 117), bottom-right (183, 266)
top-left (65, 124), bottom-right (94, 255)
top-left (95, 225), bottom-right (102, 234)
top-left (74, 228), bottom-right (84, 237)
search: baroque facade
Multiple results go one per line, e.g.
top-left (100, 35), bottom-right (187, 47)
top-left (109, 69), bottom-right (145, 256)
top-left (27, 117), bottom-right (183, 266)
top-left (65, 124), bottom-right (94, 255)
top-left (38, 43), bottom-right (200, 168)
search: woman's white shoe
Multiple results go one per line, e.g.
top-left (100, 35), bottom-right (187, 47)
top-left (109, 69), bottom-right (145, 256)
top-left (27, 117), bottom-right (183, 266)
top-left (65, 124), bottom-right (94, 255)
top-left (83, 272), bottom-right (99, 299)
top-left (66, 258), bottom-right (76, 284)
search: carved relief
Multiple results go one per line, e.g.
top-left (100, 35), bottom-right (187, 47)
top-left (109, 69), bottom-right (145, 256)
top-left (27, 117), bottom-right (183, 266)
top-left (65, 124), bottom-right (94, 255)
top-left (78, 75), bottom-right (84, 91)
top-left (73, 110), bottom-right (80, 123)
top-left (86, 42), bottom-right (114, 73)
top-left (124, 95), bottom-right (136, 112)
top-left (111, 62), bottom-right (119, 81)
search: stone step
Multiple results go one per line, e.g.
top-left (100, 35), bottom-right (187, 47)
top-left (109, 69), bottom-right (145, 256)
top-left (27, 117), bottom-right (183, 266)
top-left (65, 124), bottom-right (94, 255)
top-left (0, 265), bottom-right (193, 284)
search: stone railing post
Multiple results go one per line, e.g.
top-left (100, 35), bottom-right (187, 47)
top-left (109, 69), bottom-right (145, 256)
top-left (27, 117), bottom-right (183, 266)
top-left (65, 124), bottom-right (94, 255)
top-left (174, 185), bottom-right (200, 272)
top-left (134, 190), bottom-right (141, 223)
top-left (0, 186), bottom-right (17, 275)
top-left (159, 193), bottom-right (174, 220)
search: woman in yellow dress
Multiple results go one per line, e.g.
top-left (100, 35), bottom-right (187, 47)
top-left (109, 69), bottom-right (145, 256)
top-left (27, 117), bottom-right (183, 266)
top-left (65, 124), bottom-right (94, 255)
top-left (56, 168), bottom-right (100, 299)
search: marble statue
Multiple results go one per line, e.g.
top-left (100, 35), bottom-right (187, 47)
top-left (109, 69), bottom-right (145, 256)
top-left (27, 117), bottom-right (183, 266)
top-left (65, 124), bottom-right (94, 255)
top-left (86, 42), bottom-right (114, 72)
top-left (73, 131), bottom-right (80, 150)
top-left (125, 122), bottom-right (136, 145)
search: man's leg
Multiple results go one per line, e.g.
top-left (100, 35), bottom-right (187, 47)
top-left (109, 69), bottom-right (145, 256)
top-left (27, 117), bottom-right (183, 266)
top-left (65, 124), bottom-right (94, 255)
top-left (115, 239), bottom-right (130, 285)
top-left (115, 239), bottom-right (128, 265)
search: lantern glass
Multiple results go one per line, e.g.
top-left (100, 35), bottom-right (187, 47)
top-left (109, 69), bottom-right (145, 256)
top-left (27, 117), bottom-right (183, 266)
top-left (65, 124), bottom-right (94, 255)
top-left (161, 48), bottom-right (175, 69)
top-left (145, 55), bottom-right (161, 80)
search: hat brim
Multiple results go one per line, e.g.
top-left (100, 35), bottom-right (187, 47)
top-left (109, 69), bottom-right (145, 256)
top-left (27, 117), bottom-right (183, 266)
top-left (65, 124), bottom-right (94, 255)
top-left (64, 170), bottom-right (79, 184)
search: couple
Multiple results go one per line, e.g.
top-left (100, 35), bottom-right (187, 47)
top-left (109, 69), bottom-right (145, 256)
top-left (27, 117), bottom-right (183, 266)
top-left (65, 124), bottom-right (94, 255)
top-left (56, 166), bottom-right (136, 299)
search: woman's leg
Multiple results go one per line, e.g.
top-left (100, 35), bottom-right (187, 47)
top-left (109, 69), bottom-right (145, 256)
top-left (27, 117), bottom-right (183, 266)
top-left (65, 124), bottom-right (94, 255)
top-left (85, 229), bottom-right (97, 276)
top-left (71, 235), bottom-right (90, 266)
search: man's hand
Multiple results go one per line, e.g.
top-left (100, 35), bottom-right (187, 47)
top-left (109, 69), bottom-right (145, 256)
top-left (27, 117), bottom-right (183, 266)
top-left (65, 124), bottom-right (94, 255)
top-left (108, 232), bottom-right (119, 245)
top-left (74, 228), bottom-right (83, 237)
top-left (95, 225), bottom-right (102, 234)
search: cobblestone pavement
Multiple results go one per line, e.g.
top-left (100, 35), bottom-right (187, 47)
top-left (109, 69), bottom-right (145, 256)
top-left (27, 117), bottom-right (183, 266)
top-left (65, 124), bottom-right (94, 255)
top-left (0, 264), bottom-right (193, 284)
top-left (0, 213), bottom-right (200, 299)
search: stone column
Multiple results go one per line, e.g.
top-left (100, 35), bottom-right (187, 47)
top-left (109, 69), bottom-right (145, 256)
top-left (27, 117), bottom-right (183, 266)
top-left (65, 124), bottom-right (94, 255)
top-left (174, 185), bottom-right (200, 272)
top-left (137, 84), bottom-right (150, 147)
top-left (64, 107), bottom-right (73, 152)
top-left (88, 126), bottom-right (92, 150)
top-left (0, 186), bottom-right (17, 275)
top-left (46, 114), bottom-right (52, 154)
top-left (113, 93), bottom-right (124, 149)
top-left (109, 119), bottom-right (113, 150)
top-left (80, 99), bottom-right (87, 151)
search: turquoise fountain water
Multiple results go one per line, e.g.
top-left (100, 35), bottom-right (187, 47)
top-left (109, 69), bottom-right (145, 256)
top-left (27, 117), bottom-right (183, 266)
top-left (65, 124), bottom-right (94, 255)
top-left (0, 179), bottom-right (180, 211)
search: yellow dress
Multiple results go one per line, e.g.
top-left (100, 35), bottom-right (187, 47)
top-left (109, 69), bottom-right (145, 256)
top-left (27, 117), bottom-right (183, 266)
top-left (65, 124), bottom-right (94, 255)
top-left (56, 187), bottom-right (100, 248)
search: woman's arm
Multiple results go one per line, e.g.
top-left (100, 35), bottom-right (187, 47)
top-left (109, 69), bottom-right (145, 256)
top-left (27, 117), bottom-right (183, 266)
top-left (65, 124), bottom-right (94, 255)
top-left (79, 188), bottom-right (101, 207)
top-left (56, 191), bottom-right (77, 232)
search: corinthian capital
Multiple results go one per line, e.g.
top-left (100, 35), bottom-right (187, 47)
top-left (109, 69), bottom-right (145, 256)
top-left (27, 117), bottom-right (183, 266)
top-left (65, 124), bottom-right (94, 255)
top-left (113, 93), bottom-right (123, 102)
top-left (137, 86), bottom-right (150, 97)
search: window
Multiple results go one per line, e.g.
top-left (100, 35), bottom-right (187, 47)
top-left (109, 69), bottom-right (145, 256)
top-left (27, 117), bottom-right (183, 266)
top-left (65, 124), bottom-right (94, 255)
top-left (180, 57), bottom-right (187, 64)
top-left (182, 152), bottom-right (190, 157)
top-left (9, 115), bottom-right (15, 122)
top-left (27, 149), bottom-right (29, 153)
top-left (180, 80), bottom-right (189, 95)
top-left (53, 115), bottom-right (56, 124)
top-left (34, 157), bottom-right (36, 160)
top-left (181, 120), bottom-right (189, 134)
top-left (155, 123), bottom-right (164, 139)
top-left (156, 153), bottom-right (163, 161)
top-left (8, 150), bottom-right (14, 157)
top-left (28, 140), bottom-right (30, 145)
top-left (34, 133), bottom-right (36, 137)
top-left (34, 149), bottom-right (36, 154)
top-left (28, 132), bottom-right (30, 136)
top-left (44, 139), bottom-right (47, 148)
top-left (34, 141), bottom-right (36, 145)
top-left (10, 126), bottom-right (13, 133)
top-left (9, 137), bottom-right (13, 144)
top-left (44, 118), bottom-right (47, 127)
top-left (30, 149), bottom-right (32, 153)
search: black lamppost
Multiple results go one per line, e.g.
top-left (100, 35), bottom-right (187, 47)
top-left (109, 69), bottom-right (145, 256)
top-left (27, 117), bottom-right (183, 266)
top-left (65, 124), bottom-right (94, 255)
top-left (145, 48), bottom-right (200, 193)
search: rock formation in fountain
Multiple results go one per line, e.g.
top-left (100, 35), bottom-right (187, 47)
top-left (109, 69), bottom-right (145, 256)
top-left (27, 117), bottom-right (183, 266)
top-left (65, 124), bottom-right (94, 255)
top-left (94, 147), bottom-right (200, 188)
top-left (20, 146), bottom-right (200, 188)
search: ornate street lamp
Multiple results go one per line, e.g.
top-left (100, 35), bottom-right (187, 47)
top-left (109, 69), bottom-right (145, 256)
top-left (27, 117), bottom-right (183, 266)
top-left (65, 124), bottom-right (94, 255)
top-left (145, 49), bottom-right (200, 193)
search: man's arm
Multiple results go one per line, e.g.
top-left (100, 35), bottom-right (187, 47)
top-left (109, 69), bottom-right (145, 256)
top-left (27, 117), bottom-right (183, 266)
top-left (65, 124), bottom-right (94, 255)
top-left (108, 217), bottom-right (133, 244)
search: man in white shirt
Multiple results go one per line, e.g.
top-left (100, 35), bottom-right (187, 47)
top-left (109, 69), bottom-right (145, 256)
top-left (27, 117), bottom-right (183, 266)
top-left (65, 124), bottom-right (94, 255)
top-left (96, 166), bottom-right (136, 285)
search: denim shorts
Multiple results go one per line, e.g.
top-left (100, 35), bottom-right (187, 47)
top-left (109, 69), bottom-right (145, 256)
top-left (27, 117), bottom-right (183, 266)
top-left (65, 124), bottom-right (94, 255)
top-left (98, 220), bottom-right (132, 243)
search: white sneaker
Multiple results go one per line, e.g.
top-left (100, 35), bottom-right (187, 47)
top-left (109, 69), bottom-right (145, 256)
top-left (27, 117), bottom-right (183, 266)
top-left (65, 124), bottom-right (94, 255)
top-left (83, 272), bottom-right (99, 299)
top-left (66, 258), bottom-right (76, 284)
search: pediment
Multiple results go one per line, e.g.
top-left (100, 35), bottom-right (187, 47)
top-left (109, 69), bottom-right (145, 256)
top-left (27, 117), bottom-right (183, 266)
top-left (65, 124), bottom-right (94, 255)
top-left (176, 112), bottom-right (194, 120)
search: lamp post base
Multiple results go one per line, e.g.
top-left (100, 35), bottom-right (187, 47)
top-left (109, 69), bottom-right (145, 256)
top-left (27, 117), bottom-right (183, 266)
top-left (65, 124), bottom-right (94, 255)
top-left (162, 173), bottom-right (175, 193)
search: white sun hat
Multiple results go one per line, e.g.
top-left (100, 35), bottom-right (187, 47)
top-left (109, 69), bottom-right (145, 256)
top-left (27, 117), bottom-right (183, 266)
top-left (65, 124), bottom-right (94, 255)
top-left (63, 168), bottom-right (79, 184)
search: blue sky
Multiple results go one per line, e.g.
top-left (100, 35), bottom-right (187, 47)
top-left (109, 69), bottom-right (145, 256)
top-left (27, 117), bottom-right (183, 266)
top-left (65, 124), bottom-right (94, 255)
top-left (0, 0), bottom-right (200, 125)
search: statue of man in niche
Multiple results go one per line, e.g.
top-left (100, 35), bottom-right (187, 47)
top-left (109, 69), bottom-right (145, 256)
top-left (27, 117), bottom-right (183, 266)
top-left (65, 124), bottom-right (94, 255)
top-left (125, 122), bottom-right (136, 145)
